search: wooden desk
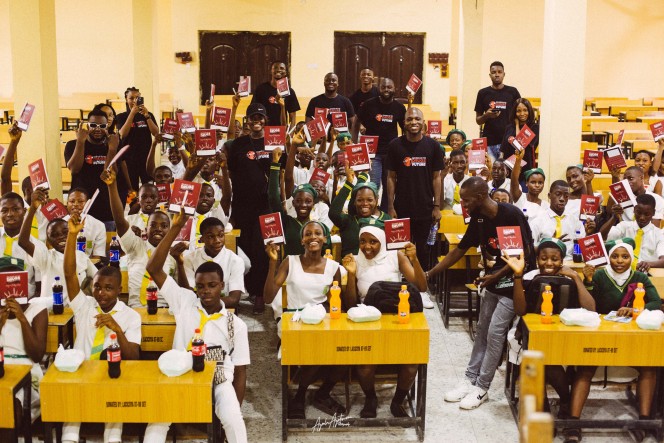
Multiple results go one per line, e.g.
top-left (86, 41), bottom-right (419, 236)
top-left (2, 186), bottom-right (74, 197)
top-left (0, 364), bottom-right (31, 442)
top-left (581, 115), bottom-right (617, 132)
top-left (136, 307), bottom-right (176, 352)
top-left (225, 229), bottom-right (240, 254)
top-left (47, 307), bottom-right (75, 353)
top-left (41, 360), bottom-right (217, 442)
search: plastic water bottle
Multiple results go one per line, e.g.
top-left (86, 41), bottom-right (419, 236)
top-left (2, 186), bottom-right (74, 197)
top-left (52, 276), bottom-right (64, 315)
top-left (426, 222), bottom-right (438, 246)
top-left (572, 230), bottom-right (583, 263)
top-left (146, 278), bottom-right (158, 315)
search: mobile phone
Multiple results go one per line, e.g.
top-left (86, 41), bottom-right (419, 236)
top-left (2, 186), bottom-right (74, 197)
top-left (137, 96), bottom-right (144, 106)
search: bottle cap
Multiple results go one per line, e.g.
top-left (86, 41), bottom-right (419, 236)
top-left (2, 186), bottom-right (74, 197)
top-left (545, 285), bottom-right (551, 290)
top-left (55, 276), bottom-right (60, 281)
top-left (110, 333), bottom-right (117, 339)
top-left (401, 284), bottom-right (407, 290)
top-left (637, 282), bottom-right (644, 288)
top-left (326, 249), bottom-right (331, 253)
top-left (332, 280), bottom-right (338, 286)
top-left (195, 328), bottom-right (201, 333)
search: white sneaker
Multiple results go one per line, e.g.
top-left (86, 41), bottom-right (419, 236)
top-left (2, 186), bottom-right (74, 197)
top-left (459, 386), bottom-right (488, 410)
top-left (420, 292), bottom-right (434, 309)
top-left (444, 378), bottom-right (474, 402)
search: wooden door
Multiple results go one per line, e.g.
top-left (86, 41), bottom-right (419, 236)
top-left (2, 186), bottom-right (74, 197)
top-left (199, 32), bottom-right (291, 105)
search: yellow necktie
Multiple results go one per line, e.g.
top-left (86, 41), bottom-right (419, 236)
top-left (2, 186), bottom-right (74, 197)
top-left (633, 228), bottom-right (644, 270)
top-left (91, 307), bottom-right (117, 360)
top-left (3, 235), bottom-right (14, 257)
top-left (140, 213), bottom-right (148, 226)
top-left (453, 183), bottom-right (460, 205)
top-left (30, 219), bottom-right (39, 239)
top-left (195, 214), bottom-right (205, 247)
top-left (139, 249), bottom-right (153, 305)
top-left (187, 309), bottom-right (223, 350)
top-left (554, 215), bottom-right (564, 238)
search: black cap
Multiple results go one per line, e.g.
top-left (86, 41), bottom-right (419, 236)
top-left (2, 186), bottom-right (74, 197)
top-left (246, 103), bottom-right (267, 118)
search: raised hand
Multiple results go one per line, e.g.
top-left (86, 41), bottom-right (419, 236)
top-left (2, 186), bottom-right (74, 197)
top-left (272, 147), bottom-right (283, 163)
top-left (100, 167), bottom-right (117, 185)
top-left (68, 213), bottom-right (85, 236)
top-left (30, 188), bottom-right (48, 209)
top-left (265, 241), bottom-right (280, 261)
top-left (76, 122), bottom-right (89, 142)
top-left (341, 254), bottom-right (356, 275)
top-left (404, 242), bottom-right (418, 263)
top-left (8, 121), bottom-right (21, 143)
top-left (500, 250), bottom-right (525, 276)
top-left (171, 207), bottom-right (189, 229)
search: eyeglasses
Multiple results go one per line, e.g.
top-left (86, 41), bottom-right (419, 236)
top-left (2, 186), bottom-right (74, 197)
top-left (88, 123), bottom-right (108, 129)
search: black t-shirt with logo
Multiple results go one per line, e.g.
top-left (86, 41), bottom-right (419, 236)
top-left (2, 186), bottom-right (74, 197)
top-left (349, 86), bottom-right (379, 115)
top-left (305, 94), bottom-right (355, 120)
top-left (386, 135), bottom-right (444, 220)
top-left (115, 111), bottom-right (157, 161)
top-left (64, 139), bottom-right (128, 223)
top-left (251, 82), bottom-right (301, 126)
top-left (473, 85), bottom-right (521, 146)
top-left (357, 97), bottom-right (406, 155)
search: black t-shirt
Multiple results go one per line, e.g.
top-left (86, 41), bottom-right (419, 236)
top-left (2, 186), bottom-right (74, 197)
top-left (251, 82), bottom-right (301, 126)
top-left (458, 203), bottom-right (535, 296)
top-left (386, 135), bottom-right (444, 220)
top-left (357, 97), bottom-right (406, 154)
top-left (64, 139), bottom-right (128, 223)
top-left (115, 111), bottom-right (157, 160)
top-left (305, 94), bottom-right (355, 120)
top-left (474, 85), bottom-right (521, 146)
top-left (349, 86), bottom-right (379, 114)
top-left (500, 122), bottom-right (540, 173)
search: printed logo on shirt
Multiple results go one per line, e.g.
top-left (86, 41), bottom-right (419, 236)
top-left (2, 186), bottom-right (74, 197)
top-left (246, 151), bottom-right (256, 160)
top-left (402, 157), bottom-right (427, 167)
top-left (376, 114), bottom-right (394, 123)
top-left (269, 96), bottom-right (276, 104)
top-left (85, 155), bottom-right (106, 165)
top-left (133, 121), bottom-right (148, 128)
top-left (489, 101), bottom-right (507, 110)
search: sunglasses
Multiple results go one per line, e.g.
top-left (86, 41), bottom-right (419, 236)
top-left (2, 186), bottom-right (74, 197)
top-left (88, 123), bottom-right (108, 129)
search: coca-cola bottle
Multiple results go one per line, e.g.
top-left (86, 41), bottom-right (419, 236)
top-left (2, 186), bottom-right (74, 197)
top-left (107, 333), bottom-right (121, 379)
top-left (52, 276), bottom-right (64, 315)
top-left (0, 345), bottom-right (4, 378)
top-left (76, 229), bottom-right (87, 253)
top-left (191, 328), bottom-right (205, 372)
top-left (109, 236), bottom-right (121, 268)
top-left (146, 278), bottom-right (158, 315)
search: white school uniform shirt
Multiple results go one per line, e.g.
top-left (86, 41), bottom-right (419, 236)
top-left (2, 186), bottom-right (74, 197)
top-left (168, 160), bottom-right (186, 180)
top-left (487, 178), bottom-right (511, 192)
top-left (620, 191), bottom-right (664, 222)
top-left (514, 194), bottom-right (550, 222)
top-left (443, 174), bottom-right (470, 210)
top-left (285, 200), bottom-right (333, 230)
top-left (27, 239), bottom-right (97, 302)
top-left (0, 228), bottom-right (37, 296)
top-left (160, 275), bottom-right (250, 378)
top-left (70, 291), bottom-right (141, 359)
top-left (119, 229), bottom-right (176, 308)
top-left (79, 214), bottom-right (107, 258)
top-left (608, 221), bottom-right (664, 262)
top-left (187, 208), bottom-right (229, 251)
top-left (182, 247), bottom-right (246, 296)
top-left (529, 207), bottom-right (585, 260)
top-left (285, 255), bottom-right (339, 309)
top-left (293, 165), bottom-right (312, 187)
top-left (126, 210), bottom-right (150, 237)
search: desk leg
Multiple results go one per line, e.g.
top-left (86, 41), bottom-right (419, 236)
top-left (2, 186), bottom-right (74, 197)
top-left (22, 377), bottom-right (31, 443)
top-left (43, 422), bottom-right (53, 443)
top-left (416, 364), bottom-right (427, 442)
top-left (442, 270), bottom-right (450, 328)
top-left (67, 319), bottom-right (74, 349)
top-left (208, 387), bottom-right (217, 443)
top-left (282, 366), bottom-right (288, 442)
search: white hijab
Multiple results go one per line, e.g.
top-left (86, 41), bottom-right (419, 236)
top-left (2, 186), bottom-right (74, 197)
top-left (355, 225), bottom-right (399, 298)
top-left (606, 242), bottom-right (634, 287)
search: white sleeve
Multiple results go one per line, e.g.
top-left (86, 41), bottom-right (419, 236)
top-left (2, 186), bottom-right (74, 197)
top-left (27, 239), bottom-right (49, 268)
top-left (229, 316), bottom-right (250, 366)
top-left (227, 255), bottom-right (246, 294)
top-left (69, 290), bottom-right (91, 316)
top-left (529, 215), bottom-right (542, 245)
top-left (607, 225), bottom-right (623, 241)
top-left (119, 229), bottom-right (140, 255)
top-left (182, 251), bottom-right (196, 288)
top-left (159, 275), bottom-right (197, 314)
top-left (91, 222), bottom-right (107, 257)
top-left (656, 198), bottom-right (664, 220)
top-left (656, 230), bottom-right (664, 258)
top-left (122, 309), bottom-right (142, 345)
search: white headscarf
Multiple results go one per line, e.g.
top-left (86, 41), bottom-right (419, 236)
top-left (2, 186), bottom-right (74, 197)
top-left (606, 241), bottom-right (634, 287)
top-left (356, 225), bottom-right (389, 267)
top-left (355, 225), bottom-right (400, 298)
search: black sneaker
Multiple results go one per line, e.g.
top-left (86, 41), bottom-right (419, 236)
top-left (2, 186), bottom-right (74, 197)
top-left (312, 393), bottom-right (345, 416)
top-left (360, 396), bottom-right (378, 418)
top-left (390, 400), bottom-right (410, 418)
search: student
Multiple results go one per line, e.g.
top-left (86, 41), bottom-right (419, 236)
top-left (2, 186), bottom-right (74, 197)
top-left (92, 103), bottom-right (118, 134)
top-left (342, 220), bottom-right (427, 418)
top-left (441, 149), bottom-right (470, 215)
top-left (510, 149), bottom-right (548, 221)
top-left (153, 166), bottom-right (174, 185)
top-left (490, 188), bottom-right (511, 203)
top-left (487, 159), bottom-right (511, 192)
top-left (445, 129), bottom-right (468, 152)
top-left (0, 192), bottom-right (36, 295)
top-left (564, 166), bottom-right (594, 219)
top-left (529, 180), bottom-right (586, 260)
top-left (305, 72), bottom-right (355, 123)
top-left (187, 182), bottom-right (230, 249)
top-left (634, 150), bottom-right (662, 195)
top-left (126, 182), bottom-right (160, 237)
top-left (502, 239), bottom-right (594, 419)
top-left (144, 211), bottom-right (250, 443)
top-left (608, 166), bottom-right (664, 227)
top-left (499, 98), bottom-right (539, 178)
top-left (566, 238), bottom-right (662, 443)
top-left (67, 187), bottom-right (106, 260)
top-left (19, 188), bottom-right (97, 302)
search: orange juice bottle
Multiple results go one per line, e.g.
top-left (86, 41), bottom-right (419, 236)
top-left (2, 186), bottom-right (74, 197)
top-left (398, 285), bottom-right (410, 324)
top-left (329, 281), bottom-right (341, 319)
top-left (541, 285), bottom-right (553, 324)
top-left (324, 249), bottom-right (333, 260)
top-left (633, 282), bottom-right (645, 320)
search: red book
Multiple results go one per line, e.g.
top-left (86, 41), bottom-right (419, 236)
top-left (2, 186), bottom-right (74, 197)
top-left (616, 129), bottom-right (625, 146)
top-left (650, 121), bottom-right (664, 142)
top-left (583, 150), bottom-right (603, 173)
top-left (176, 112), bottom-right (196, 133)
top-left (503, 154), bottom-right (527, 170)
top-left (162, 118), bottom-right (180, 140)
top-left (603, 145), bottom-right (627, 170)
top-left (511, 124), bottom-right (536, 152)
top-left (609, 179), bottom-right (636, 208)
top-left (17, 103), bottom-right (35, 131)
top-left (195, 129), bottom-right (217, 156)
top-left (346, 143), bottom-right (371, 172)
top-left (405, 74), bottom-right (423, 95)
top-left (211, 107), bottom-right (231, 131)
top-left (168, 179), bottom-right (202, 216)
top-left (359, 135), bottom-right (379, 159)
top-left (385, 218), bottom-right (411, 250)
top-left (309, 168), bottom-right (330, 185)
top-left (237, 76), bottom-right (251, 97)
top-left (303, 115), bottom-right (328, 143)
top-left (314, 107), bottom-right (329, 122)
top-left (28, 158), bottom-right (49, 190)
top-left (578, 233), bottom-right (609, 266)
top-left (40, 199), bottom-right (68, 222)
top-left (175, 218), bottom-right (193, 242)
top-left (471, 138), bottom-right (487, 150)
top-left (276, 77), bottom-right (290, 97)
top-left (468, 149), bottom-right (486, 170)
top-left (264, 126), bottom-right (286, 151)
top-left (259, 212), bottom-right (285, 244)
top-left (579, 194), bottom-right (601, 220)
top-left (0, 145), bottom-right (5, 162)
top-left (427, 120), bottom-right (442, 139)
top-left (461, 204), bottom-right (471, 224)
top-left (336, 152), bottom-right (346, 167)
top-left (0, 271), bottom-right (29, 305)
top-left (156, 183), bottom-right (171, 204)
top-left (330, 112), bottom-right (348, 132)
top-left (209, 83), bottom-right (215, 104)
top-left (497, 226), bottom-right (523, 256)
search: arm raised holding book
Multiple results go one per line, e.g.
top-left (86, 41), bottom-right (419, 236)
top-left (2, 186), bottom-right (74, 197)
top-left (66, 122), bottom-right (91, 174)
top-left (100, 167), bottom-right (129, 237)
top-left (63, 214), bottom-right (84, 301)
top-left (146, 209), bottom-right (189, 289)
top-left (1, 122), bottom-right (21, 196)
top-left (510, 149), bottom-right (525, 203)
top-left (268, 148), bottom-right (285, 213)
top-left (18, 188), bottom-right (48, 257)
top-left (226, 93), bottom-right (241, 141)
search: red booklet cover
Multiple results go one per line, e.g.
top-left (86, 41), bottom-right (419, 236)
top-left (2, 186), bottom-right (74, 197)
top-left (511, 124), bottom-right (536, 152)
top-left (259, 212), bottom-right (285, 244)
top-left (175, 217), bottom-right (193, 242)
top-left (211, 107), bottom-right (231, 131)
top-left (276, 77), bottom-right (290, 97)
top-left (497, 226), bottom-right (523, 256)
top-left (264, 126), bottom-right (286, 151)
top-left (616, 129), bottom-right (625, 145)
top-left (330, 112), bottom-right (348, 132)
top-left (471, 138), bottom-right (487, 150)
top-left (359, 135), bottom-right (379, 159)
top-left (17, 103), bottom-right (35, 131)
top-left (461, 204), bottom-right (471, 224)
top-left (304, 115), bottom-right (328, 143)
top-left (583, 150), bottom-right (603, 173)
top-left (346, 144), bottom-right (371, 172)
top-left (336, 152), bottom-right (346, 167)
top-left (309, 168), bottom-right (330, 185)
top-left (609, 179), bottom-right (637, 208)
top-left (314, 107), bottom-right (329, 122)
top-left (427, 120), bottom-right (442, 139)
top-left (162, 118), bottom-right (180, 140)
top-left (195, 129), bottom-right (217, 156)
top-left (168, 179), bottom-right (202, 216)
top-left (405, 74), bottom-right (423, 95)
top-left (0, 271), bottom-right (29, 305)
top-left (176, 112), bottom-right (196, 133)
top-left (503, 154), bottom-right (527, 170)
top-left (603, 145), bottom-right (627, 170)
top-left (578, 233), bottom-right (608, 266)
top-left (468, 149), bottom-right (486, 170)
top-left (40, 199), bottom-right (68, 222)
top-left (650, 121), bottom-right (664, 142)
top-left (237, 76), bottom-right (251, 97)
top-left (580, 194), bottom-right (601, 220)
top-left (28, 158), bottom-right (49, 190)
top-left (385, 218), bottom-right (411, 250)
top-left (156, 183), bottom-right (171, 204)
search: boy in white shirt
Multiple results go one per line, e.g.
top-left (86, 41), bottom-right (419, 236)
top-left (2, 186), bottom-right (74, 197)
top-left (0, 192), bottom-right (37, 295)
top-left (144, 210), bottom-right (249, 443)
top-left (486, 159), bottom-right (511, 192)
top-left (62, 214), bottom-right (141, 443)
top-left (126, 182), bottom-right (160, 238)
top-left (67, 187), bottom-right (107, 259)
top-left (187, 183), bottom-right (229, 249)
top-left (442, 149), bottom-right (470, 214)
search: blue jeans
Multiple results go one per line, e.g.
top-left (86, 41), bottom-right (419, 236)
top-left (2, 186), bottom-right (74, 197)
top-left (370, 154), bottom-right (388, 212)
top-left (488, 144), bottom-right (501, 162)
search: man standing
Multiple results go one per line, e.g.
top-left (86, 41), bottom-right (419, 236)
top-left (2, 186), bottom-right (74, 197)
top-left (251, 61), bottom-right (301, 129)
top-left (305, 72), bottom-right (355, 122)
top-left (349, 67), bottom-right (379, 116)
top-left (354, 78), bottom-right (406, 210)
top-left (428, 177), bottom-right (536, 410)
top-left (474, 62), bottom-right (520, 161)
